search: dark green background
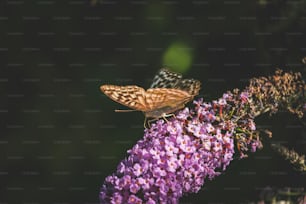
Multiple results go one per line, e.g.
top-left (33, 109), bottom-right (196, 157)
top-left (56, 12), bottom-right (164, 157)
top-left (0, 0), bottom-right (305, 203)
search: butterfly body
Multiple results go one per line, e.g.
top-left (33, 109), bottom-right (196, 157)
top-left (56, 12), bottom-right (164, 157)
top-left (144, 103), bottom-right (186, 118)
top-left (100, 68), bottom-right (201, 120)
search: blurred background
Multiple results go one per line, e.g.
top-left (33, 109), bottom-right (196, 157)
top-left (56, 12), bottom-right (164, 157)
top-left (0, 0), bottom-right (305, 203)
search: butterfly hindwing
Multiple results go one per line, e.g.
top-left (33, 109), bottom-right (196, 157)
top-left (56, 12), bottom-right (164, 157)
top-left (145, 88), bottom-right (191, 109)
top-left (144, 88), bottom-right (192, 118)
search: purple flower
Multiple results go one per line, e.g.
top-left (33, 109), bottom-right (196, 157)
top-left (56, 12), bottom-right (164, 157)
top-left (100, 70), bottom-right (305, 202)
top-left (100, 93), bottom-right (262, 203)
top-left (100, 77), bottom-right (284, 204)
top-left (127, 195), bottom-right (142, 204)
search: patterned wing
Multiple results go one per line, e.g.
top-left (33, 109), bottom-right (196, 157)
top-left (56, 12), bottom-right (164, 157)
top-left (100, 85), bottom-right (148, 111)
top-left (174, 79), bottom-right (201, 96)
top-left (145, 88), bottom-right (191, 110)
top-left (144, 88), bottom-right (192, 118)
top-left (151, 68), bottom-right (201, 96)
top-left (101, 69), bottom-right (201, 119)
top-left (150, 68), bottom-right (182, 88)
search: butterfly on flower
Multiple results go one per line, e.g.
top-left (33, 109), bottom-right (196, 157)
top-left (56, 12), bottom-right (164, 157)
top-left (100, 68), bottom-right (201, 127)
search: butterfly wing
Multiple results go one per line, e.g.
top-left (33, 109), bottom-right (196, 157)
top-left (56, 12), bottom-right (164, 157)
top-left (147, 69), bottom-right (201, 118)
top-left (174, 79), bottom-right (201, 96)
top-left (151, 68), bottom-right (201, 96)
top-left (100, 85), bottom-right (148, 111)
top-left (150, 68), bottom-right (182, 88)
top-left (144, 88), bottom-right (191, 113)
top-left (101, 69), bottom-right (201, 119)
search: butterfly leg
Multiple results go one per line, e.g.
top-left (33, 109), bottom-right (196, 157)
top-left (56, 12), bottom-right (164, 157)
top-left (162, 116), bottom-right (169, 123)
top-left (143, 117), bottom-right (149, 129)
top-left (146, 118), bottom-right (159, 128)
top-left (144, 117), bottom-right (156, 129)
top-left (162, 113), bottom-right (176, 120)
top-left (145, 113), bottom-right (176, 128)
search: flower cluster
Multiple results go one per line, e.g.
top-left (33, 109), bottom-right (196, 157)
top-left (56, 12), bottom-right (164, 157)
top-left (100, 95), bottom-right (260, 203)
top-left (100, 70), bottom-right (305, 203)
top-left (247, 69), bottom-right (305, 118)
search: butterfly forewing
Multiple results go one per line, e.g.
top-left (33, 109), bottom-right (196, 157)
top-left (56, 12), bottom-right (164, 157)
top-left (100, 85), bottom-right (148, 111)
top-left (151, 68), bottom-right (201, 96)
top-left (150, 68), bottom-right (182, 88)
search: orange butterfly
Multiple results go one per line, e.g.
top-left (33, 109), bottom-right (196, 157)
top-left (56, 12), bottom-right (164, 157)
top-left (100, 68), bottom-right (201, 126)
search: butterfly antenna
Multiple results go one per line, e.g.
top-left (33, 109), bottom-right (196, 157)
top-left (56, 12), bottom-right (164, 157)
top-left (115, 109), bottom-right (138, 112)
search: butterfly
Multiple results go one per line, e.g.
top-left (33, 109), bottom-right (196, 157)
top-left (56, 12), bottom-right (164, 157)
top-left (100, 68), bottom-right (201, 126)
